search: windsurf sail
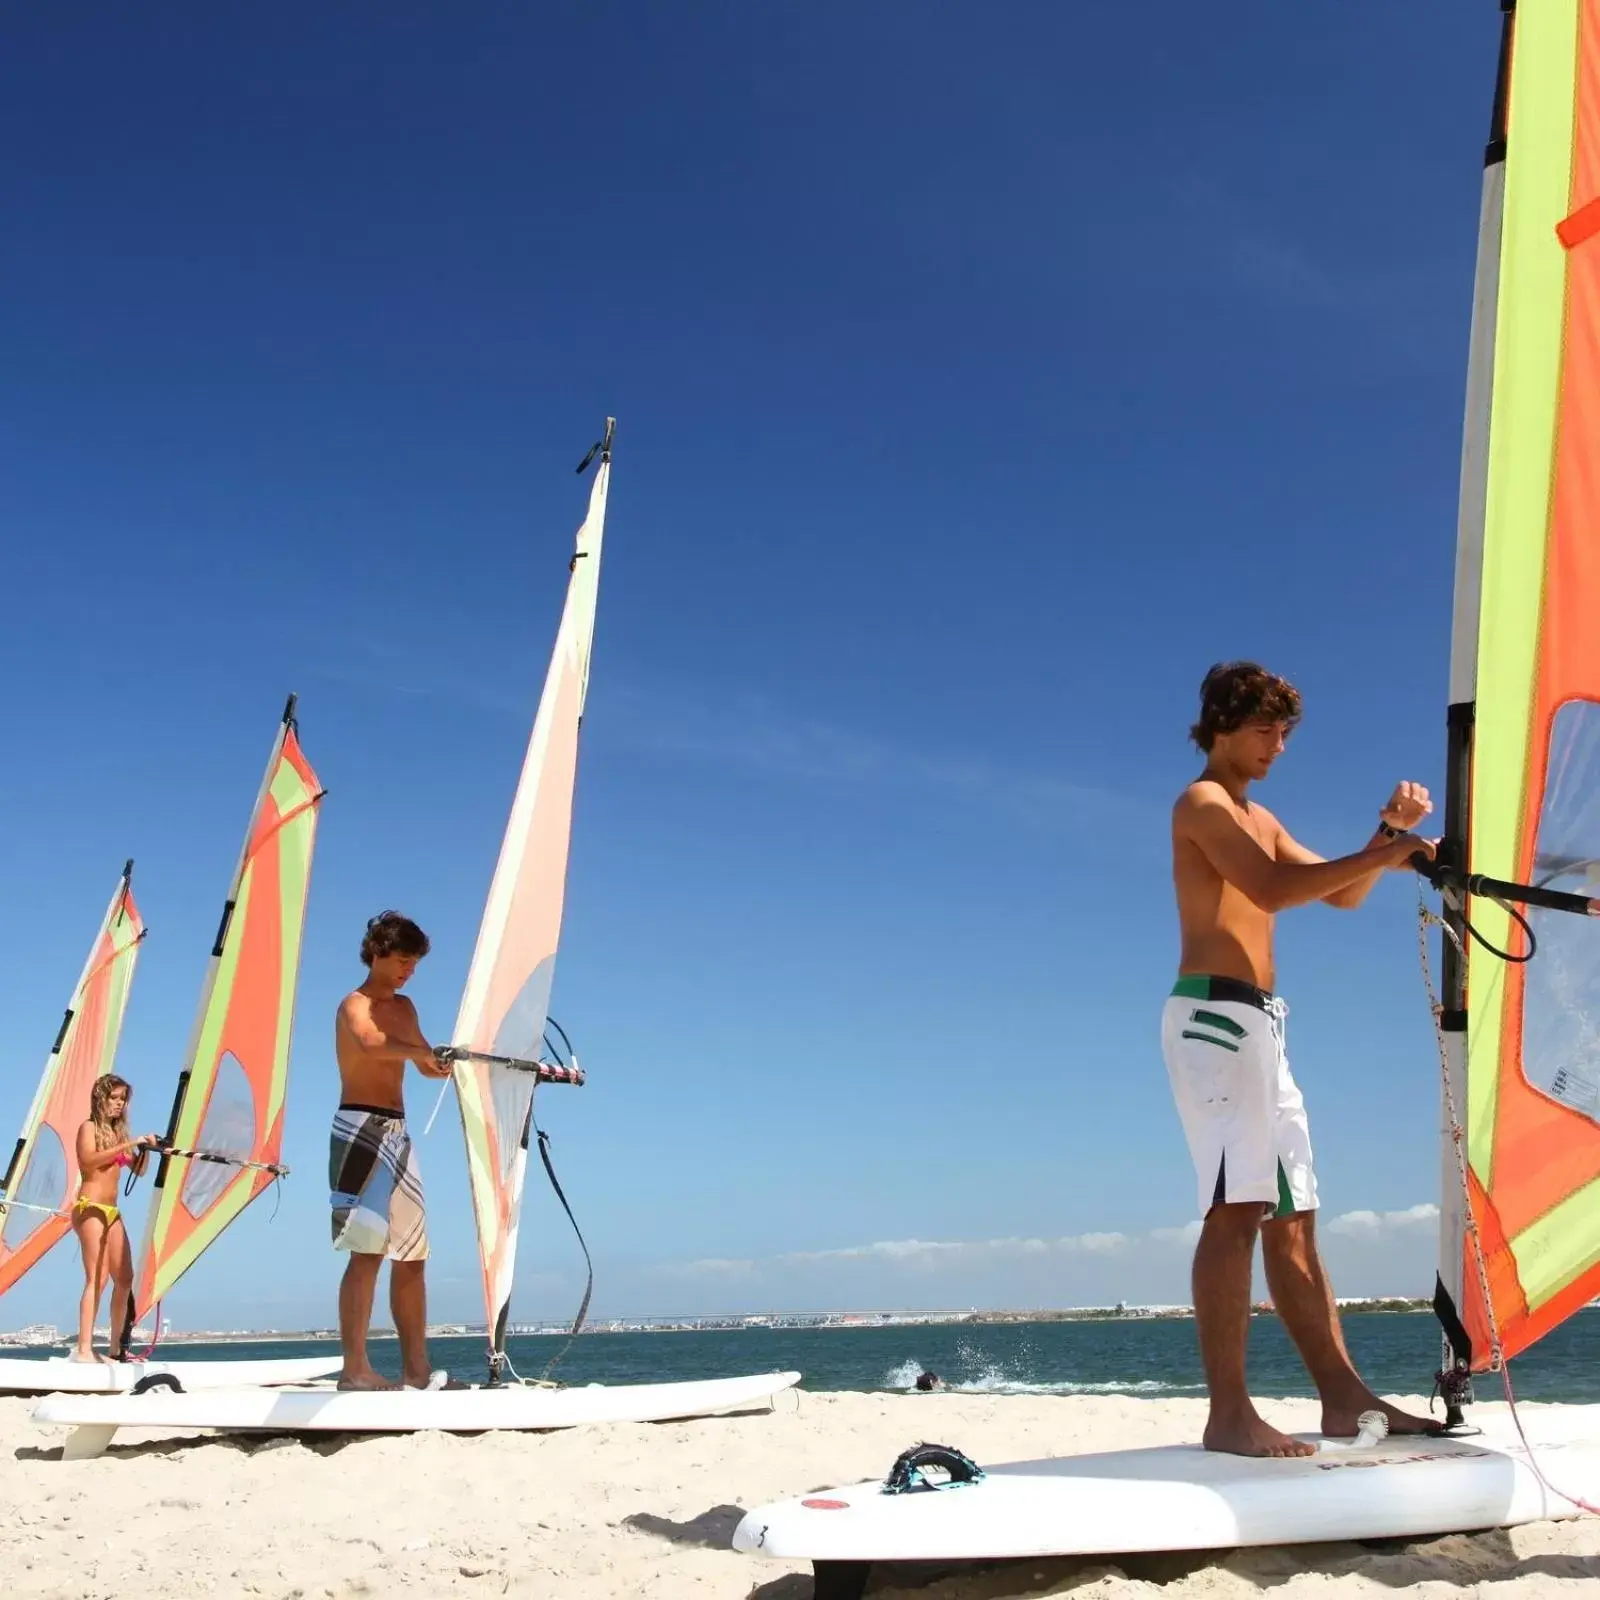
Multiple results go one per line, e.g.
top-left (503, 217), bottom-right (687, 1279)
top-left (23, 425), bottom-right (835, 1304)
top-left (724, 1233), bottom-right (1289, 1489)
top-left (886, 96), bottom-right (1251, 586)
top-left (449, 420), bottom-right (609, 1379)
top-left (121, 696), bottom-right (324, 1345)
top-left (0, 863), bottom-right (145, 1295)
top-left (1429, 0), bottom-right (1600, 1392)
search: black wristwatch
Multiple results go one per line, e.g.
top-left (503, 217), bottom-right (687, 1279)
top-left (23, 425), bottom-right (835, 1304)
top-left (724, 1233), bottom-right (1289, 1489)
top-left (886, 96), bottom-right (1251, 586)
top-left (1377, 820), bottom-right (1403, 838)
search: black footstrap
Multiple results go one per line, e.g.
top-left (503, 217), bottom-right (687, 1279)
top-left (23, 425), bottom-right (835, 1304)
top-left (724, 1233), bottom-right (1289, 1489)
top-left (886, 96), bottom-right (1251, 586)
top-left (883, 1441), bottom-right (984, 1494)
top-left (131, 1372), bottom-right (184, 1396)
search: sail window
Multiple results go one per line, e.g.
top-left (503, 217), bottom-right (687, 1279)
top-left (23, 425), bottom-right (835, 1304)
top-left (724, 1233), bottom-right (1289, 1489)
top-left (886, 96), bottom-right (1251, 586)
top-left (0, 1126), bottom-right (66, 1252)
top-left (180, 1051), bottom-right (258, 1217)
top-left (1523, 697), bottom-right (1600, 1122)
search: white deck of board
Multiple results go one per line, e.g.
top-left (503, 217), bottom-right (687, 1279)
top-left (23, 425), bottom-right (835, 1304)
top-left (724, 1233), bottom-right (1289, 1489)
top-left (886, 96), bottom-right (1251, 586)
top-left (733, 1406), bottom-right (1600, 1559)
top-left (0, 1353), bottom-right (339, 1396)
top-left (34, 1368), bottom-right (803, 1458)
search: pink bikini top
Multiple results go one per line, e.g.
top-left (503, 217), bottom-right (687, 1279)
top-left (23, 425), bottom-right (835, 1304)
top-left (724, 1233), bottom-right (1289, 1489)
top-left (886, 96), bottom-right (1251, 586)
top-left (113, 1151), bottom-right (132, 1169)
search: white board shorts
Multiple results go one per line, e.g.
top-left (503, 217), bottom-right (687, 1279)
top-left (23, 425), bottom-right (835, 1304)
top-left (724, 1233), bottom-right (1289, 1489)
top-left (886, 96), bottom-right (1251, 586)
top-left (1161, 975), bottom-right (1318, 1220)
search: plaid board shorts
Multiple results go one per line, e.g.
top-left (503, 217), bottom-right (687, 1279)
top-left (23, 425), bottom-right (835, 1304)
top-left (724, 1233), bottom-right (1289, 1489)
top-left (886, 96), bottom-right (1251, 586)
top-left (329, 1104), bottom-right (429, 1261)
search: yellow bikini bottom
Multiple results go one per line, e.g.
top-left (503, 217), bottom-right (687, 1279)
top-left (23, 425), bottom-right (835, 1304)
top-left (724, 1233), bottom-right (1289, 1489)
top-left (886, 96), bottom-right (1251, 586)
top-left (72, 1196), bottom-right (120, 1226)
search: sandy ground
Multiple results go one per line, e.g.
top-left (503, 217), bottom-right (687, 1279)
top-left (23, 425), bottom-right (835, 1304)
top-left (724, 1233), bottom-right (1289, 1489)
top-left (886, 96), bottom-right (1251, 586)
top-left (4, 1389), bottom-right (1600, 1598)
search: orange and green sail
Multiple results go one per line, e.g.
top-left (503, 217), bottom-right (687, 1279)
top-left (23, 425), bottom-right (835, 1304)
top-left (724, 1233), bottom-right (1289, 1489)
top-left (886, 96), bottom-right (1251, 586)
top-left (125, 697), bottom-right (324, 1334)
top-left (1435, 0), bottom-right (1600, 1375)
top-left (0, 864), bottom-right (145, 1296)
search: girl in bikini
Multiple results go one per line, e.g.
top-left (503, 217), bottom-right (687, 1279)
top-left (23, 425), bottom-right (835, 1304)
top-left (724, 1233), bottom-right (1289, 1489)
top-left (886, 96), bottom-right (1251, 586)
top-left (71, 1075), bottom-right (161, 1363)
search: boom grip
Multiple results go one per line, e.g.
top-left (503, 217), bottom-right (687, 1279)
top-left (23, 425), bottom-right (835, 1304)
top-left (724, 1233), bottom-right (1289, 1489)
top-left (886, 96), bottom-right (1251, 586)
top-left (1418, 858), bottom-right (1600, 917)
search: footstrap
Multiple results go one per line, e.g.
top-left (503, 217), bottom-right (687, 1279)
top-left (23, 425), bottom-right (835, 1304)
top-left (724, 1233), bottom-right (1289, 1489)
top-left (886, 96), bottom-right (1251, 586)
top-left (883, 1441), bottom-right (984, 1494)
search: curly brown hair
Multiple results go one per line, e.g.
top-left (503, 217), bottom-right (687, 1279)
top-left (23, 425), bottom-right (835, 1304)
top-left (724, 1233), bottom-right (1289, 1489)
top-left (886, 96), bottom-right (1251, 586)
top-left (88, 1074), bottom-right (132, 1151)
top-left (1189, 661), bottom-right (1302, 752)
top-left (360, 911), bottom-right (430, 968)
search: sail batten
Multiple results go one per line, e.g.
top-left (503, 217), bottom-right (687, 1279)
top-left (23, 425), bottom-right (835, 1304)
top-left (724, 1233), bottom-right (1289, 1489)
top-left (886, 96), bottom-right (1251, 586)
top-left (0, 864), bottom-right (145, 1295)
top-left (1437, 0), bottom-right (1600, 1375)
top-left (124, 698), bottom-right (323, 1336)
top-left (451, 421), bottom-right (610, 1372)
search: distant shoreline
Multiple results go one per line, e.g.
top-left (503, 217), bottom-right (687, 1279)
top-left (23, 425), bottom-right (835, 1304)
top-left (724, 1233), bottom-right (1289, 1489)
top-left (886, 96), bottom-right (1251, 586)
top-left (1, 1297), bottom-right (1442, 1347)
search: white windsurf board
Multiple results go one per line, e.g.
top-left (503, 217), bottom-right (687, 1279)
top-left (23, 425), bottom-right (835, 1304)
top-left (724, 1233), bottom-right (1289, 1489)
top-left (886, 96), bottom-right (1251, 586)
top-left (733, 1406), bottom-right (1600, 1576)
top-left (35, 1367), bottom-right (802, 1458)
top-left (0, 1353), bottom-right (339, 1396)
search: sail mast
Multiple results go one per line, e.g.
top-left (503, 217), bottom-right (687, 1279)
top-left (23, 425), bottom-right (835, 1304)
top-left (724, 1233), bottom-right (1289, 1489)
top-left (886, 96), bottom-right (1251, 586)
top-left (1430, 0), bottom-right (1600, 1403)
top-left (1434, 0), bottom-right (1516, 1393)
top-left (120, 695), bottom-right (325, 1348)
top-left (450, 420), bottom-right (610, 1382)
top-left (0, 863), bottom-right (145, 1296)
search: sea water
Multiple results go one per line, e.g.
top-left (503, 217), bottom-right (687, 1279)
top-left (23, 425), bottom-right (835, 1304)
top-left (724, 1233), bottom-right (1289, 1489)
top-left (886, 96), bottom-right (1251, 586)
top-left (126, 1308), bottom-right (1600, 1403)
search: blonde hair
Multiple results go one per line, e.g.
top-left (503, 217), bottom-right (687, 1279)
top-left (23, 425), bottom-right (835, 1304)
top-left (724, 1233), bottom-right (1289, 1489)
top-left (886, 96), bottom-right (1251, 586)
top-left (88, 1074), bottom-right (132, 1151)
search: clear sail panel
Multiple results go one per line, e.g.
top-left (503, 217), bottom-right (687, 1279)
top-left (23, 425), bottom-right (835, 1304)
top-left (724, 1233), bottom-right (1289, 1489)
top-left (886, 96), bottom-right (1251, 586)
top-left (180, 1051), bottom-right (258, 1218)
top-left (1523, 699), bottom-right (1600, 1121)
top-left (0, 1126), bottom-right (67, 1251)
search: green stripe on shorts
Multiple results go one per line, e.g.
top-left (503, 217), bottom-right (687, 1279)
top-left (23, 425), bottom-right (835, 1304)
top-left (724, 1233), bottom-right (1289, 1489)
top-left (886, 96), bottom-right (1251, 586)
top-left (1189, 1007), bottom-right (1247, 1038)
top-left (1180, 1029), bottom-right (1239, 1053)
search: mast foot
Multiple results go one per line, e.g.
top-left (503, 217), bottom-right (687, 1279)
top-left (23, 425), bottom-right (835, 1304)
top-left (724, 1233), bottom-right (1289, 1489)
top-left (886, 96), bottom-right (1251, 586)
top-left (1433, 1365), bottom-right (1479, 1435)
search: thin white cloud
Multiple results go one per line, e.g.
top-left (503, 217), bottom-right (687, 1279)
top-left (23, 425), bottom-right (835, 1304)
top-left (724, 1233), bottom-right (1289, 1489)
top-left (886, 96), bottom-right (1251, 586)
top-left (1148, 1220), bottom-right (1204, 1247)
top-left (1149, 1209), bottom-right (1439, 1246)
top-left (655, 1206), bottom-right (1437, 1287)
top-left (269, 613), bottom-right (538, 719)
top-left (605, 680), bottom-right (1157, 834)
top-left (1326, 1203), bottom-right (1439, 1237)
top-left (671, 1257), bottom-right (758, 1277)
top-left (1062, 1232), bottom-right (1130, 1256)
top-left (1229, 234), bottom-right (1344, 309)
top-left (783, 1236), bottom-right (1048, 1266)
top-left (784, 1239), bottom-right (962, 1263)
top-left (649, 1203), bottom-right (1440, 1292)
top-left (684, 1230), bottom-right (1131, 1274)
top-left (1167, 166), bottom-right (1455, 379)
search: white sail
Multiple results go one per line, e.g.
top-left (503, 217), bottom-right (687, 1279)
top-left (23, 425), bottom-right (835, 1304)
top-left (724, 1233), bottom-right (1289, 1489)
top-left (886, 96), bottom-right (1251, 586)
top-left (450, 420), bottom-right (611, 1369)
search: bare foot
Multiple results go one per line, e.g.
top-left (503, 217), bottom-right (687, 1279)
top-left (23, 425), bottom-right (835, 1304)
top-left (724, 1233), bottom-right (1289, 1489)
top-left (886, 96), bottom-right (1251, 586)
top-left (1204, 1408), bottom-right (1317, 1458)
top-left (68, 1349), bottom-right (98, 1365)
top-left (336, 1369), bottom-right (398, 1392)
top-left (1322, 1395), bottom-right (1442, 1439)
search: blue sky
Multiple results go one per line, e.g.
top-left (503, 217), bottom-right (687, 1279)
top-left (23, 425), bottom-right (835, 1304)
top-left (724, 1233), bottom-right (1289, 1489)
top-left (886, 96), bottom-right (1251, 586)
top-left (0, 2), bottom-right (1500, 1332)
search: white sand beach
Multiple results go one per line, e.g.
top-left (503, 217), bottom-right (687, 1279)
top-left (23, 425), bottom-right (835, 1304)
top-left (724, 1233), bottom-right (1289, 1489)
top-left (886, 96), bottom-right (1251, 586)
top-left (5, 1389), bottom-right (1599, 1598)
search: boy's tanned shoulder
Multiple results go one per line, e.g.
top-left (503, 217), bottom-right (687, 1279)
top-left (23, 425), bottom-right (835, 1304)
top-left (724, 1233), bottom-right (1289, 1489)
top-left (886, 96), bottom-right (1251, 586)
top-left (1174, 781), bottom-right (1279, 825)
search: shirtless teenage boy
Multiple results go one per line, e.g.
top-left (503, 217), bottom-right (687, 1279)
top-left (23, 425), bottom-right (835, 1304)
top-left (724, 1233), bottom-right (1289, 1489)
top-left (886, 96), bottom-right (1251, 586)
top-left (331, 911), bottom-right (454, 1391)
top-left (1164, 661), bottom-right (1442, 1458)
